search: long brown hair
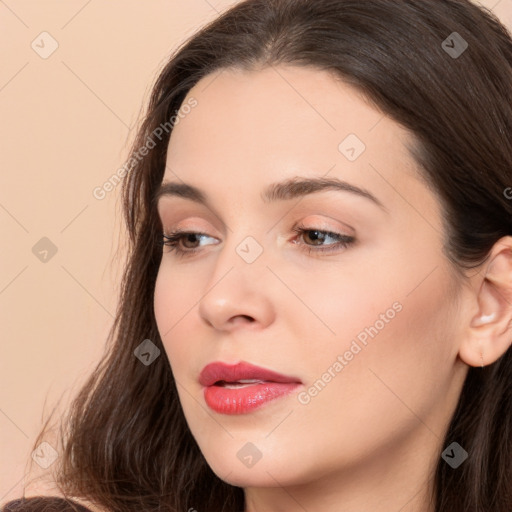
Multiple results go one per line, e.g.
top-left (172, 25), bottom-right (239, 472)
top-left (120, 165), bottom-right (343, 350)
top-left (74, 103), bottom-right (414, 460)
top-left (26, 0), bottom-right (512, 510)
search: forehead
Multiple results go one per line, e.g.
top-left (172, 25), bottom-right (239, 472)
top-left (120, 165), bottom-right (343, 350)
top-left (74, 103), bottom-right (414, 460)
top-left (163, 65), bottom-right (420, 206)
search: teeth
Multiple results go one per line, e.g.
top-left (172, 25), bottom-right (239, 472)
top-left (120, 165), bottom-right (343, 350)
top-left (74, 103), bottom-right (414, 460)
top-left (217, 379), bottom-right (264, 388)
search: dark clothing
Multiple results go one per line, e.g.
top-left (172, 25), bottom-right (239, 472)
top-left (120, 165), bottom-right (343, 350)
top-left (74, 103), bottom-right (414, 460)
top-left (1, 497), bottom-right (93, 512)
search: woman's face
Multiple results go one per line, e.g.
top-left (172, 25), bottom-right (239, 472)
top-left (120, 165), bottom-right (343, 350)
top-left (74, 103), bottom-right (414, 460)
top-left (154, 65), bottom-right (468, 490)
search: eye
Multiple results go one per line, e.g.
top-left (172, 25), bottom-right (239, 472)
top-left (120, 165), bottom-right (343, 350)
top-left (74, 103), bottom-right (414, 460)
top-left (291, 224), bottom-right (356, 255)
top-left (158, 230), bottom-right (217, 257)
top-left (157, 224), bottom-right (356, 258)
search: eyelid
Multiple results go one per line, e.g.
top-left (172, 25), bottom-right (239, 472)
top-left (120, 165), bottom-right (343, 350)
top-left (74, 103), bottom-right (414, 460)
top-left (160, 211), bottom-right (353, 231)
top-left (160, 214), bottom-right (355, 244)
top-left (161, 216), bottom-right (217, 234)
top-left (160, 218), bottom-right (357, 260)
top-left (294, 215), bottom-right (355, 236)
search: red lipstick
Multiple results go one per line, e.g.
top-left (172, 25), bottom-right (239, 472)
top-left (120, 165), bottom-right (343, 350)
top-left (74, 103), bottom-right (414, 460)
top-left (199, 361), bottom-right (302, 414)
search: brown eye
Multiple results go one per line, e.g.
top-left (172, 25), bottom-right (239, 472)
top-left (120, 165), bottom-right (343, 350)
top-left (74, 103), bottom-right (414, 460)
top-left (301, 229), bottom-right (330, 246)
top-left (160, 230), bottom-right (217, 257)
top-left (292, 226), bottom-right (356, 255)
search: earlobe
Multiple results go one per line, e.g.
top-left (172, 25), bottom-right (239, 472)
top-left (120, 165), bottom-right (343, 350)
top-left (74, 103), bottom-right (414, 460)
top-left (459, 236), bottom-right (512, 368)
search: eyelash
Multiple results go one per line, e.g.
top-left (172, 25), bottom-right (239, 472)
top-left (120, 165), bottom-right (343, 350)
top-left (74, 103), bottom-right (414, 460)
top-left (158, 224), bottom-right (355, 258)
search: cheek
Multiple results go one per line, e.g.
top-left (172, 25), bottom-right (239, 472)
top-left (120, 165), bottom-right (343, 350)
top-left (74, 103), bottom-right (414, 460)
top-left (281, 255), bottom-right (404, 365)
top-left (153, 263), bottom-right (199, 369)
top-left (281, 265), bottom-right (458, 472)
top-left (291, 251), bottom-right (458, 412)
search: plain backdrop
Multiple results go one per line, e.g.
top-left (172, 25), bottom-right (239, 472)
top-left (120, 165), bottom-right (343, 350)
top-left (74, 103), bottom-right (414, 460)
top-left (1, 0), bottom-right (511, 504)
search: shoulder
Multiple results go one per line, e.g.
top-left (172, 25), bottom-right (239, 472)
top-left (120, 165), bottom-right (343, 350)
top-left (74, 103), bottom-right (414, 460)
top-left (1, 496), bottom-right (94, 511)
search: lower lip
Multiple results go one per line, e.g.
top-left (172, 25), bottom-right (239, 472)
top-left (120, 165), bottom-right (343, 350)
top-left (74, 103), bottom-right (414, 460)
top-left (203, 382), bottom-right (301, 414)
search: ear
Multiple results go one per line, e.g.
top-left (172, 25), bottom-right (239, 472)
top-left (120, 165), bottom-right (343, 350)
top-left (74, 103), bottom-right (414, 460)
top-left (459, 236), bottom-right (512, 368)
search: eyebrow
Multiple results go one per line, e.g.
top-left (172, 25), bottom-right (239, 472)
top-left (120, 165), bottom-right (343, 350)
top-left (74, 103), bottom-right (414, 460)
top-left (153, 176), bottom-right (387, 212)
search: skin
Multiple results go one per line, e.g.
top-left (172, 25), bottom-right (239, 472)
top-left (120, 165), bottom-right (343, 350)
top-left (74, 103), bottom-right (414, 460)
top-left (153, 65), bottom-right (512, 512)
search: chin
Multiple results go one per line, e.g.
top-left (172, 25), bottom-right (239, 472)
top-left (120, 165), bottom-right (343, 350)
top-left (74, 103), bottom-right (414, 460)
top-left (199, 441), bottom-right (312, 489)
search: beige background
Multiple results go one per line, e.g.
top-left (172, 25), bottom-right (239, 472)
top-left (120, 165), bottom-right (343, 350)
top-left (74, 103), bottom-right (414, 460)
top-left (1, 0), bottom-right (511, 504)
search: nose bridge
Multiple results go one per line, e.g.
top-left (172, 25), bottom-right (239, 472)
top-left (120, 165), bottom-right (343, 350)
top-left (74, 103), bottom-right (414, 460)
top-left (209, 226), bottom-right (268, 290)
top-left (216, 204), bottom-right (270, 271)
top-left (197, 223), bottom-right (274, 328)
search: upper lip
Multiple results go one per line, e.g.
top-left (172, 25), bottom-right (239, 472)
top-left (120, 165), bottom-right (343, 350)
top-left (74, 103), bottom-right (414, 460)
top-left (199, 361), bottom-right (302, 387)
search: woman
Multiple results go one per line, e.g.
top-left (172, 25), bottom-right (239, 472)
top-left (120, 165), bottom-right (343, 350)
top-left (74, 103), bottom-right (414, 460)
top-left (3, 0), bottom-right (512, 510)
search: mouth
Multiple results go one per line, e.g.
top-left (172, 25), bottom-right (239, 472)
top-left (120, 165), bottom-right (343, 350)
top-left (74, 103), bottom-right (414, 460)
top-left (199, 362), bottom-right (302, 414)
top-left (214, 379), bottom-right (266, 389)
top-left (199, 361), bottom-right (302, 386)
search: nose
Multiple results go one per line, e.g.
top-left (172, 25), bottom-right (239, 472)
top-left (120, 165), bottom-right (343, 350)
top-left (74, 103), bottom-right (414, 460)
top-left (197, 239), bottom-right (276, 332)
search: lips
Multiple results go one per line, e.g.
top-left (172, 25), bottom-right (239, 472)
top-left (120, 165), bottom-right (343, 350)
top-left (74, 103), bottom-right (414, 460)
top-left (199, 361), bottom-right (302, 414)
top-left (199, 361), bottom-right (301, 387)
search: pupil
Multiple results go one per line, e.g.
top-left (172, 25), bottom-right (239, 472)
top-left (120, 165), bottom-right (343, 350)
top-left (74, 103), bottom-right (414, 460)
top-left (185, 234), bottom-right (198, 247)
top-left (307, 230), bottom-right (323, 245)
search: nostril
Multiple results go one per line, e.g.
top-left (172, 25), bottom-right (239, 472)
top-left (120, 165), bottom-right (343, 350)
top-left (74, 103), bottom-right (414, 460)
top-left (233, 315), bottom-right (254, 323)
